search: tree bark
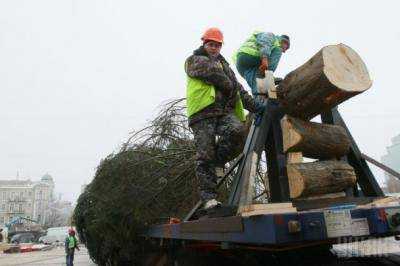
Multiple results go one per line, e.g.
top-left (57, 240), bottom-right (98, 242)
top-left (278, 44), bottom-right (372, 119)
top-left (287, 160), bottom-right (357, 199)
top-left (281, 115), bottom-right (350, 159)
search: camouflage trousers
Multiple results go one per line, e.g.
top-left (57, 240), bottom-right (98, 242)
top-left (190, 113), bottom-right (246, 200)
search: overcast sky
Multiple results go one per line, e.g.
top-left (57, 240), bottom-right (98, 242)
top-left (0, 0), bottom-right (399, 202)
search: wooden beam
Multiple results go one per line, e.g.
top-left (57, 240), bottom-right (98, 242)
top-left (238, 203), bottom-right (296, 217)
top-left (296, 192), bottom-right (346, 201)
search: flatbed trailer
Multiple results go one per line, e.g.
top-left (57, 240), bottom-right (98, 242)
top-left (143, 99), bottom-right (400, 265)
top-left (146, 203), bottom-right (400, 248)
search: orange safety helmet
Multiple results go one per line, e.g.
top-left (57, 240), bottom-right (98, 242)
top-left (201, 27), bottom-right (224, 43)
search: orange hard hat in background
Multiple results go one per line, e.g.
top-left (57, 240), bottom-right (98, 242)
top-left (201, 27), bottom-right (223, 43)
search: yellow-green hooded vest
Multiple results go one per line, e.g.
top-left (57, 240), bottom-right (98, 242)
top-left (186, 77), bottom-right (246, 122)
top-left (232, 31), bottom-right (281, 64)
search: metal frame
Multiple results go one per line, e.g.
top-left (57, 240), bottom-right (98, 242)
top-left (321, 107), bottom-right (384, 197)
top-left (185, 103), bottom-right (385, 221)
top-left (227, 105), bottom-right (385, 206)
top-left (228, 99), bottom-right (290, 206)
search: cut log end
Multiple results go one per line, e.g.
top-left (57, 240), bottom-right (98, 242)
top-left (323, 44), bottom-right (372, 93)
top-left (278, 43), bottom-right (372, 119)
top-left (282, 116), bottom-right (302, 153)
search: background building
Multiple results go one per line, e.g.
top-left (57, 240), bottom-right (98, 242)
top-left (0, 173), bottom-right (55, 226)
top-left (382, 134), bottom-right (400, 193)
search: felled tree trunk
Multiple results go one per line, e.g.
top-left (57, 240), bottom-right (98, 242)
top-left (287, 160), bottom-right (357, 198)
top-left (281, 115), bottom-right (350, 159)
top-left (278, 44), bottom-right (372, 119)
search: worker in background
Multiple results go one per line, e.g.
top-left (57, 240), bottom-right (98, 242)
top-left (65, 228), bottom-right (80, 266)
top-left (185, 27), bottom-right (259, 210)
top-left (234, 31), bottom-right (290, 97)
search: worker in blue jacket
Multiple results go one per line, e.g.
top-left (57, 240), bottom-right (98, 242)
top-left (234, 31), bottom-right (290, 96)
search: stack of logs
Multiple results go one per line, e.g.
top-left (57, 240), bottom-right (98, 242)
top-left (282, 116), bottom-right (356, 199)
top-left (277, 43), bottom-right (372, 200)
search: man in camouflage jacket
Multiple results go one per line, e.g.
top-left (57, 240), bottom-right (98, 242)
top-left (185, 28), bottom-right (259, 209)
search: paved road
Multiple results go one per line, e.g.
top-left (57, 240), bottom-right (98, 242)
top-left (0, 246), bottom-right (96, 266)
top-left (1, 238), bottom-right (398, 266)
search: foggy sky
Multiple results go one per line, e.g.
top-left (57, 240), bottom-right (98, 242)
top-left (1, 0), bottom-right (399, 202)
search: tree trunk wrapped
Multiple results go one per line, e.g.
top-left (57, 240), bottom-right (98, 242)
top-left (278, 44), bottom-right (372, 119)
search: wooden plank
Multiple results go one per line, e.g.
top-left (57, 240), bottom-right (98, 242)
top-left (180, 216), bottom-right (243, 233)
top-left (239, 203), bottom-right (296, 217)
top-left (292, 196), bottom-right (374, 211)
top-left (297, 192), bottom-right (346, 201)
top-left (241, 208), bottom-right (297, 217)
top-left (359, 197), bottom-right (400, 208)
top-left (238, 203), bottom-right (294, 213)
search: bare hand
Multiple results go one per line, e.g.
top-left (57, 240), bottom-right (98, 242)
top-left (259, 57), bottom-right (268, 73)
